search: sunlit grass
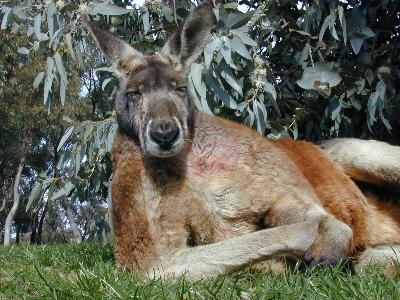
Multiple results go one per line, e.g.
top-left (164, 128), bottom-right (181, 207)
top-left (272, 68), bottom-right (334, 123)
top-left (0, 243), bottom-right (399, 299)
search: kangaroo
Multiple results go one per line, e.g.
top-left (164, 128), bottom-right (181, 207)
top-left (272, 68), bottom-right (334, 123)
top-left (86, 4), bottom-right (400, 280)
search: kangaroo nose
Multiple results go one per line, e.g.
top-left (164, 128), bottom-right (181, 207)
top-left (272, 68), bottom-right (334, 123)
top-left (149, 119), bottom-right (180, 148)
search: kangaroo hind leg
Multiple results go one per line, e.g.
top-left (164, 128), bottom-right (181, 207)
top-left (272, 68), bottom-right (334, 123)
top-left (356, 245), bottom-right (400, 277)
top-left (320, 139), bottom-right (400, 187)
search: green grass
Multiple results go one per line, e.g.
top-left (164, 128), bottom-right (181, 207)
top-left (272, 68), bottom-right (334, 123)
top-left (0, 243), bottom-right (399, 299)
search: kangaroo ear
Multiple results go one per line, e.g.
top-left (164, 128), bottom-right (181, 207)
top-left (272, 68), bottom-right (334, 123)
top-left (84, 20), bottom-right (144, 75)
top-left (159, 4), bottom-right (215, 72)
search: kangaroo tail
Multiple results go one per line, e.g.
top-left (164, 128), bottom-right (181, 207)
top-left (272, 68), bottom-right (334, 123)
top-left (320, 139), bottom-right (400, 187)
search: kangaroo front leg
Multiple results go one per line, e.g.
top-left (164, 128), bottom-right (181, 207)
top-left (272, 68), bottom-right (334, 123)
top-left (267, 197), bottom-right (353, 267)
top-left (148, 218), bottom-right (322, 280)
top-left (303, 214), bottom-right (353, 267)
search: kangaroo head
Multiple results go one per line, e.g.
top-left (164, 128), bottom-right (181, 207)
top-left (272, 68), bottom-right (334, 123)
top-left (88, 4), bottom-right (215, 158)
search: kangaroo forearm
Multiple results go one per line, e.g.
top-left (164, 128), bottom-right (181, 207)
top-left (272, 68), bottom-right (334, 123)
top-left (148, 220), bottom-right (319, 280)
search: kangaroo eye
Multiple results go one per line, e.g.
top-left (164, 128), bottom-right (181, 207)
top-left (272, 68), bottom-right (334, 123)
top-left (126, 90), bottom-right (141, 100)
top-left (175, 86), bottom-right (187, 94)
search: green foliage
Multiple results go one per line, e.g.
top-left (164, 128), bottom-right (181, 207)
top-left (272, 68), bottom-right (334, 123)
top-left (1, 243), bottom-right (400, 299)
top-left (0, 26), bottom-right (91, 239)
top-left (1, 0), bottom-right (399, 241)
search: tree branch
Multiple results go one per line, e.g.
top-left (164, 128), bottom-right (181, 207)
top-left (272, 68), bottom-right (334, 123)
top-left (3, 156), bottom-right (25, 246)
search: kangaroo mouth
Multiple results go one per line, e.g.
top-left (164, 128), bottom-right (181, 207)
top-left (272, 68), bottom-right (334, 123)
top-left (144, 118), bottom-right (185, 158)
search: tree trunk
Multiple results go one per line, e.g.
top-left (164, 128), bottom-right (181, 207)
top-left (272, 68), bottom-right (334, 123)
top-left (36, 202), bottom-right (48, 244)
top-left (30, 208), bottom-right (39, 244)
top-left (62, 198), bottom-right (82, 243)
top-left (15, 226), bottom-right (20, 244)
top-left (3, 157), bottom-right (25, 246)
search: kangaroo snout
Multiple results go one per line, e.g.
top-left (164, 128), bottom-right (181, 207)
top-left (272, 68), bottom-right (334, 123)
top-left (149, 118), bottom-right (180, 148)
top-left (145, 117), bottom-right (184, 157)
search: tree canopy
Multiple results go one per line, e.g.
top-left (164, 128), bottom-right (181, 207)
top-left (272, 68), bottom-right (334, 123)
top-left (0, 0), bottom-right (399, 243)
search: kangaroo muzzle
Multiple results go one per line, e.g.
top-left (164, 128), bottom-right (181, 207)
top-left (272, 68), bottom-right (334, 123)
top-left (149, 118), bottom-right (180, 149)
top-left (145, 117), bottom-right (184, 157)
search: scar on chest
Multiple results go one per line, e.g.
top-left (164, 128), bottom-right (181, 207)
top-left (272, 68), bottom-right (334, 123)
top-left (187, 155), bottom-right (236, 176)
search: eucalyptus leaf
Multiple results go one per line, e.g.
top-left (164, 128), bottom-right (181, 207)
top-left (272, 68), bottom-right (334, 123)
top-left (34, 13), bottom-right (42, 39)
top-left (367, 92), bottom-right (379, 125)
top-left (1, 7), bottom-right (12, 30)
top-left (320, 71), bottom-right (342, 87)
top-left (319, 15), bottom-right (331, 41)
top-left (227, 11), bottom-right (255, 29)
top-left (361, 27), bottom-right (375, 38)
top-left (219, 63), bottom-right (242, 96)
top-left (190, 63), bottom-right (205, 100)
top-left (33, 72), bottom-right (45, 89)
top-left (254, 100), bottom-right (267, 134)
top-left (65, 33), bottom-right (76, 61)
top-left (33, 41), bottom-right (40, 51)
top-left (264, 82), bottom-right (277, 100)
top-left (330, 98), bottom-right (342, 120)
top-left (51, 181), bottom-right (75, 200)
top-left (60, 79), bottom-right (66, 106)
top-left (205, 71), bottom-right (237, 109)
top-left (204, 37), bottom-right (223, 68)
top-left (26, 182), bottom-right (43, 211)
top-left (47, 1), bottom-right (57, 37)
top-left (27, 26), bottom-right (34, 37)
top-left (246, 107), bottom-right (255, 127)
top-left (365, 69), bottom-right (374, 85)
top-left (297, 65), bottom-right (341, 90)
top-left (231, 28), bottom-right (258, 47)
top-left (107, 123), bottom-right (116, 152)
top-left (54, 52), bottom-right (67, 82)
top-left (231, 35), bottom-right (252, 60)
top-left (57, 126), bottom-right (74, 152)
top-left (337, 6), bottom-right (347, 44)
top-left (44, 57), bottom-right (54, 104)
top-left (83, 124), bottom-right (93, 143)
top-left (38, 32), bottom-right (49, 41)
top-left (265, 82), bottom-right (280, 116)
top-left (350, 36), bottom-right (364, 54)
top-left (221, 36), bottom-right (233, 66)
top-left (43, 77), bottom-right (52, 105)
top-left (296, 68), bottom-right (321, 90)
top-left (90, 3), bottom-right (132, 16)
top-left (143, 10), bottom-right (150, 33)
top-left (17, 47), bottom-right (29, 55)
top-left (188, 75), bottom-right (203, 111)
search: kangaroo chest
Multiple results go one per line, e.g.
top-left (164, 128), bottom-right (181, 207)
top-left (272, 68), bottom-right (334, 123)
top-left (139, 142), bottom-right (296, 256)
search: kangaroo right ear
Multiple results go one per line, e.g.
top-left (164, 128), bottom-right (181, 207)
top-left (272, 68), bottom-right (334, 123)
top-left (159, 4), bottom-right (216, 72)
top-left (84, 18), bottom-right (144, 76)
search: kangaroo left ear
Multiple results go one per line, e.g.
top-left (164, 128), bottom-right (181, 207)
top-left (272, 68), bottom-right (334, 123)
top-left (84, 18), bottom-right (145, 76)
top-left (159, 4), bottom-right (216, 72)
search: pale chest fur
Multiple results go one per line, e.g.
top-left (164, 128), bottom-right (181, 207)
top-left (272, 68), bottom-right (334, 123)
top-left (137, 122), bottom-right (324, 257)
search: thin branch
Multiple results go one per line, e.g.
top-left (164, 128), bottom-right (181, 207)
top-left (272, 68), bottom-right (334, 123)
top-left (307, 43), bottom-right (314, 67)
top-left (172, 0), bottom-right (178, 27)
top-left (3, 156), bottom-right (25, 246)
top-left (0, 197), bottom-right (5, 212)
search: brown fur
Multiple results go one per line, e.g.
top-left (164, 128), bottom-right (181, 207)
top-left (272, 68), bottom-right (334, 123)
top-left (274, 139), bottom-right (369, 253)
top-left (87, 4), bottom-right (400, 279)
top-left (111, 134), bottom-right (157, 271)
